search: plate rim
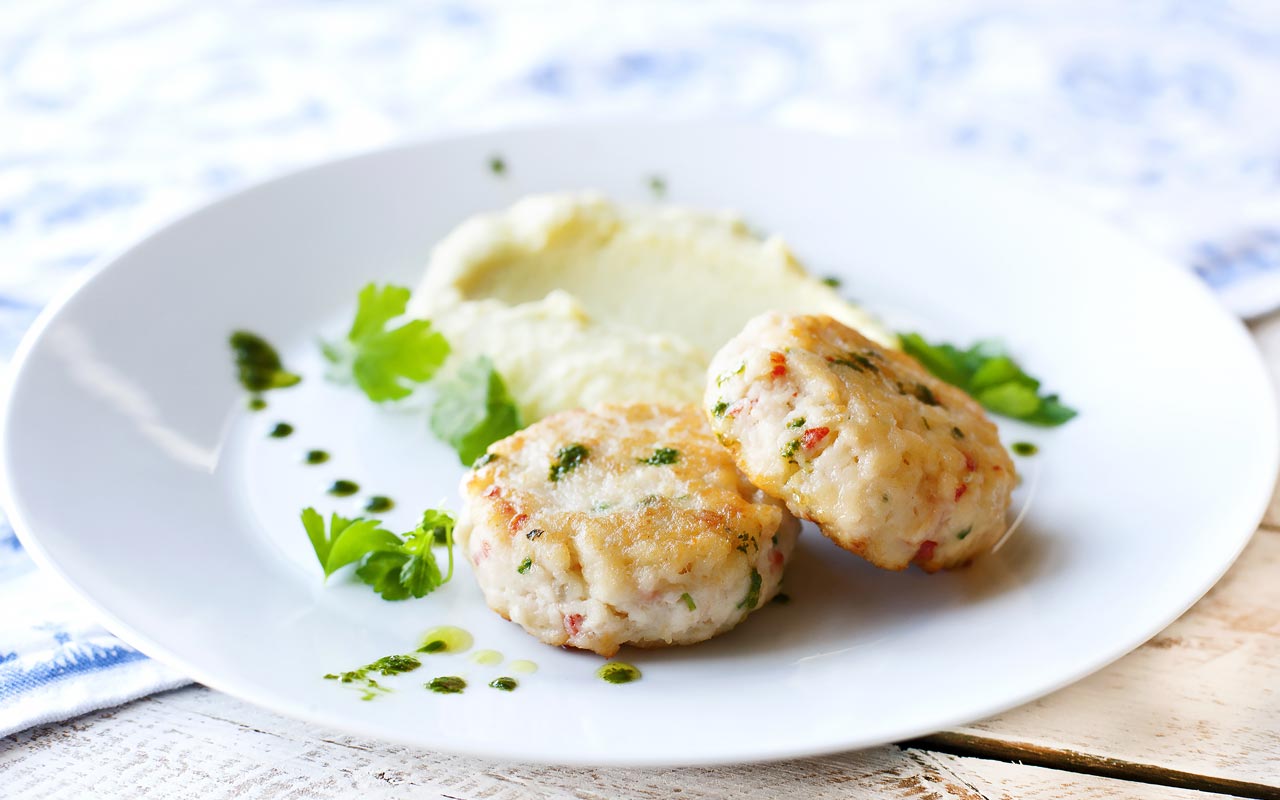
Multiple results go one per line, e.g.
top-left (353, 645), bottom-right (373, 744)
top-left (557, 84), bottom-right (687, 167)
top-left (3, 120), bottom-right (1277, 766)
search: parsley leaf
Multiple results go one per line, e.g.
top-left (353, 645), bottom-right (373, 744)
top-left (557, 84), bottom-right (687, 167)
top-left (301, 508), bottom-right (400, 577)
top-left (301, 507), bottom-right (456, 601)
top-left (968, 356), bottom-right (1030, 393)
top-left (638, 447), bottom-right (679, 466)
top-left (430, 356), bottom-right (521, 466)
top-left (898, 333), bottom-right (970, 386)
top-left (418, 509), bottom-right (456, 548)
top-left (353, 511), bottom-right (455, 600)
top-left (549, 443), bottom-right (589, 481)
top-left (1026, 395), bottom-right (1076, 426)
top-left (301, 507), bottom-right (333, 565)
top-left (322, 283), bottom-right (450, 402)
top-left (900, 333), bottom-right (1076, 427)
top-left (403, 513), bottom-right (455, 586)
top-left (974, 382), bottom-right (1041, 418)
top-left (353, 552), bottom-right (412, 600)
top-left (737, 568), bottom-right (762, 610)
top-left (324, 518), bottom-right (402, 577)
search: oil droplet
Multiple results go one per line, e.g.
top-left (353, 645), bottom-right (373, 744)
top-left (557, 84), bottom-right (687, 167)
top-left (418, 626), bottom-right (473, 654)
top-left (230, 330), bottom-right (301, 394)
top-left (328, 479), bottom-right (359, 497)
top-left (508, 659), bottom-right (538, 674)
top-left (470, 649), bottom-right (502, 666)
top-left (268, 422), bottom-right (294, 438)
top-left (364, 495), bottom-right (394, 513)
top-left (1012, 441), bottom-right (1038, 457)
top-left (248, 397), bottom-right (267, 411)
top-left (426, 676), bottom-right (466, 694)
top-left (596, 662), bottom-right (640, 684)
top-left (305, 449), bottom-right (330, 465)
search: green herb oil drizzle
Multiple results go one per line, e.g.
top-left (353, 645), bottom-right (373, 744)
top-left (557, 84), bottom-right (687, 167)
top-left (229, 330), bottom-right (301, 409)
top-left (328, 479), bottom-right (359, 497)
top-left (596, 662), bottom-right (641, 684)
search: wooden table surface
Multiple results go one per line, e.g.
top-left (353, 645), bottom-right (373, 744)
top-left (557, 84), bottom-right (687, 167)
top-left (3, 312), bottom-right (1278, 800)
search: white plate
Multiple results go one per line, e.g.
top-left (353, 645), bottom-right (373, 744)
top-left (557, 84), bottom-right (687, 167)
top-left (3, 124), bottom-right (1276, 767)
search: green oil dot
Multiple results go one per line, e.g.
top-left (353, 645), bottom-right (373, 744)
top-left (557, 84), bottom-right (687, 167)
top-left (508, 659), bottom-right (538, 674)
top-left (426, 676), bottom-right (466, 694)
top-left (305, 449), bottom-right (330, 465)
top-left (364, 495), bottom-right (394, 513)
top-left (248, 397), bottom-right (267, 411)
top-left (470, 649), bottom-right (503, 666)
top-left (489, 677), bottom-right (517, 692)
top-left (268, 422), bottom-right (293, 438)
top-left (419, 626), bottom-right (473, 654)
top-left (1012, 441), bottom-right (1039, 457)
top-left (328, 479), bottom-right (359, 497)
top-left (230, 330), bottom-right (301, 394)
top-left (596, 662), bottom-right (641, 684)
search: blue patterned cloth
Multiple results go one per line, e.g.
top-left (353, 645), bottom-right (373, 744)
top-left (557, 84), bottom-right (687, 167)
top-left (3, 0), bottom-right (1279, 737)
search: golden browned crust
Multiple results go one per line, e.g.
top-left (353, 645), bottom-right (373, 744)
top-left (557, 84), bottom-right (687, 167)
top-left (464, 404), bottom-right (782, 575)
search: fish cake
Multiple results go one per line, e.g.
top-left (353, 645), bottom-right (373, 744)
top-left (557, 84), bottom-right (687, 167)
top-left (705, 312), bottom-right (1016, 571)
top-left (458, 403), bottom-right (798, 657)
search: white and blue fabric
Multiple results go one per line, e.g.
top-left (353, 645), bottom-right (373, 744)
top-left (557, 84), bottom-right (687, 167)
top-left (3, 0), bottom-right (1279, 737)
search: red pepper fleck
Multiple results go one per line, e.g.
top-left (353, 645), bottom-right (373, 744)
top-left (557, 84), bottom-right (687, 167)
top-left (915, 540), bottom-right (938, 562)
top-left (484, 485), bottom-right (502, 498)
top-left (564, 613), bottom-right (584, 636)
top-left (801, 426), bottom-right (830, 449)
top-left (473, 539), bottom-right (491, 565)
top-left (769, 549), bottom-right (785, 569)
top-left (509, 513), bottom-right (529, 533)
top-left (964, 453), bottom-right (977, 472)
top-left (954, 484), bottom-right (968, 501)
top-left (769, 351), bottom-right (787, 377)
top-left (726, 398), bottom-right (753, 418)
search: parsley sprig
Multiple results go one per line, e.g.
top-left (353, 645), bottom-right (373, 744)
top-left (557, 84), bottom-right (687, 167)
top-left (323, 285), bottom-right (523, 465)
top-left (321, 283), bottom-right (450, 402)
top-left (900, 333), bottom-right (1076, 426)
top-left (302, 507), bottom-right (456, 600)
top-left (430, 356), bottom-right (522, 466)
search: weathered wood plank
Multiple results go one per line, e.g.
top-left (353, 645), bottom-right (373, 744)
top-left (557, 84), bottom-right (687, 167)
top-left (0, 689), bottom-right (957, 800)
top-left (913, 736), bottom-right (1277, 799)
top-left (918, 751), bottom-right (1240, 799)
top-left (0, 687), bottom-right (1231, 800)
top-left (929, 528), bottom-right (1280, 789)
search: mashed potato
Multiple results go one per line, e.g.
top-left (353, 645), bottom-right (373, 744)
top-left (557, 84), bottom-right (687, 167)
top-left (410, 193), bottom-right (893, 423)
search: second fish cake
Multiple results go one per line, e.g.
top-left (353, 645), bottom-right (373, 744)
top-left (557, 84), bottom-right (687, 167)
top-left (705, 312), bottom-right (1016, 572)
